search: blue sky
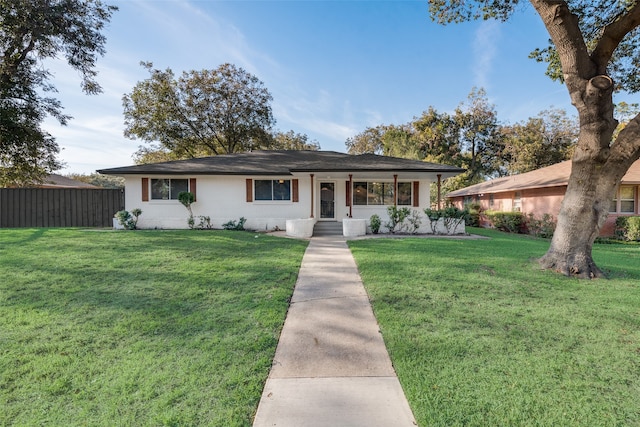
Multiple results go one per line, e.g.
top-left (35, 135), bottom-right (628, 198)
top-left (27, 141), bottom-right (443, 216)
top-left (44, 0), bottom-right (582, 174)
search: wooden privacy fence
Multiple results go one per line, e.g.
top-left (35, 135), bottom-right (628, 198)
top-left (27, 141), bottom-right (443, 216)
top-left (0, 188), bottom-right (125, 228)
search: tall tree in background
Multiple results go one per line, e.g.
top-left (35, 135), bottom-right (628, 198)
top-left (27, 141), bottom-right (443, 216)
top-left (123, 62), bottom-right (275, 158)
top-left (501, 109), bottom-right (577, 174)
top-left (429, 0), bottom-right (640, 278)
top-left (0, 0), bottom-right (117, 186)
top-left (345, 125), bottom-right (386, 155)
top-left (271, 130), bottom-right (320, 151)
top-left (454, 88), bottom-right (503, 183)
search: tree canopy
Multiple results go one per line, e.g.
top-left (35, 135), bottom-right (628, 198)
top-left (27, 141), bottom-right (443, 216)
top-left (0, 0), bottom-right (117, 186)
top-left (123, 62), bottom-right (277, 158)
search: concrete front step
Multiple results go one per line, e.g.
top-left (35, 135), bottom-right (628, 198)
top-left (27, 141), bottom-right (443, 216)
top-left (313, 221), bottom-right (343, 236)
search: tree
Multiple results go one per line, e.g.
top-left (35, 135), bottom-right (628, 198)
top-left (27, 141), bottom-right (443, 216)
top-left (0, 0), bottom-right (117, 186)
top-left (345, 125), bottom-right (386, 154)
top-left (429, 1), bottom-right (640, 278)
top-left (123, 62), bottom-right (276, 157)
top-left (65, 172), bottom-right (124, 189)
top-left (501, 109), bottom-right (577, 174)
top-left (271, 130), bottom-right (320, 151)
top-left (453, 88), bottom-right (503, 182)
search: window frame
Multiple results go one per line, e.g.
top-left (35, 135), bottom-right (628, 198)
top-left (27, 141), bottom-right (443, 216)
top-left (150, 178), bottom-right (190, 200)
top-left (611, 185), bottom-right (637, 214)
top-left (254, 179), bottom-right (292, 202)
top-left (513, 192), bottom-right (522, 212)
top-left (352, 181), bottom-right (412, 206)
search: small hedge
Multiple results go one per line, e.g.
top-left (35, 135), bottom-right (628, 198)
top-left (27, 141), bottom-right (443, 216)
top-left (485, 211), bottom-right (525, 234)
top-left (615, 216), bottom-right (640, 241)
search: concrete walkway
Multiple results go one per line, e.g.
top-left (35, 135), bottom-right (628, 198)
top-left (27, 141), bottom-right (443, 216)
top-left (253, 236), bottom-right (417, 427)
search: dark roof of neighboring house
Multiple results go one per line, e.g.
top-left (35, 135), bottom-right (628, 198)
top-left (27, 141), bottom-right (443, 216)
top-left (97, 150), bottom-right (465, 176)
top-left (36, 174), bottom-right (99, 188)
top-left (448, 159), bottom-right (640, 198)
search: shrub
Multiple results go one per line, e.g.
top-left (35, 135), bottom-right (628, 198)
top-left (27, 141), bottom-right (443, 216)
top-left (115, 209), bottom-right (142, 230)
top-left (178, 191), bottom-right (195, 228)
top-left (196, 216), bottom-right (213, 230)
top-left (485, 211), bottom-right (524, 234)
top-left (466, 202), bottom-right (482, 227)
top-left (369, 214), bottom-right (381, 234)
top-left (441, 206), bottom-right (468, 234)
top-left (626, 217), bottom-right (640, 241)
top-left (222, 217), bottom-right (246, 231)
top-left (406, 209), bottom-right (422, 234)
top-left (615, 216), bottom-right (629, 240)
top-left (617, 216), bottom-right (640, 241)
top-left (385, 206), bottom-right (411, 233)
top-left (423, 208), bottom-right (443, 234)
top-left (526, 213), bottom-right (556, 238)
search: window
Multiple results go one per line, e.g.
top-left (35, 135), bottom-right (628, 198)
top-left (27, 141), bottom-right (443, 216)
top-left (489, 194), bottom-right (494, 209)
top-left (255, 179), bottom-right (291, 201)
top-left (352, 181), bottom-right (411, 206)
top-left (397, 182), bottom-right (412, 206)
top-left (611, 186), bottom-right (636, 213)
top-left (513, 192), bottom-right (522, 212)
top-left (150, 179), bottom-right (189, 200)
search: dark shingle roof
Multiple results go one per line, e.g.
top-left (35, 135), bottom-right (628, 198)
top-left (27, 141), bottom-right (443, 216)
top-left (98, 150), bottom-right (464, 176)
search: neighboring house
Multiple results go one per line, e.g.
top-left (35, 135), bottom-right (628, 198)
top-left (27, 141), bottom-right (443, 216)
top-left (447, 160), bottom-right (640, 236)
top-left (36, 174), bottom-right (100, 189)
top-left (98, 150), bottom-right (464, 232)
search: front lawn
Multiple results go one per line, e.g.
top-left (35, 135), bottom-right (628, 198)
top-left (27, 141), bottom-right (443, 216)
top-left (0, 229), bottom-right (307, 427)
top-left (349, 228), bottom-right (640, 426)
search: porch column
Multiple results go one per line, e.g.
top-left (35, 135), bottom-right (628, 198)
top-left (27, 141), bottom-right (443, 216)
top-left (437, 174), bottom-right (442, 209)
top-left (310, 174), bottom-right (315, 218)
top-left (393, 174), bottom-right (398, 207)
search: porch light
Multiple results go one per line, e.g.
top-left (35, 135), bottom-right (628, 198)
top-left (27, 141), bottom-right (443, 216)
top-left (278, 179), bottom-right (285, 184)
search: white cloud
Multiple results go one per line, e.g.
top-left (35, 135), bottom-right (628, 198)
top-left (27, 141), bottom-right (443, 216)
top-left (472, 20), bottom-right (501, 90)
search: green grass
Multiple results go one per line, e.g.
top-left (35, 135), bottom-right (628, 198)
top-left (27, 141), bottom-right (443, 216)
top-left (349, 228), bottom-right (640, 427)
top-left (0, 228), bottom-right (308, 427)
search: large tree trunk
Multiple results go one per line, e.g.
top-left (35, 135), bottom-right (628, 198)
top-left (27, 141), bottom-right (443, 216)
top-left (538, 74), bottom-right (640, 278)
top-left (527, 1), bottom-right (640, 278)
top-left (538, 160), bottom-right (616, 278)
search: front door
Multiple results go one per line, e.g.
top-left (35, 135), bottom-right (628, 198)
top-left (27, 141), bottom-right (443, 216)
top-left (320, 182), bottom-right (335, 219)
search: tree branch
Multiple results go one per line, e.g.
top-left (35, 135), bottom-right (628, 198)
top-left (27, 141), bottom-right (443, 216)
top-left (529, 0), bottom-right (595, 82)
top-left (591, 2), bottom-right (640, 72)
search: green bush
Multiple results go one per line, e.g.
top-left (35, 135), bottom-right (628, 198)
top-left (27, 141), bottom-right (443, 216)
top-left (485, 211), bottom-right (524, 234)
top-left (222, 217), bottom-right (246, 231)
top-left (615, 216), bottom-right (629, 240)
top-left (441, 206), bottom-right (469, 234)
top-left (385, 206), bottom-right (411, 233)
top-left (617, 216), bottom-right (640, 241)
top-left (369, 214), bottom-right (381, 234)
top-left (178, 191), bottom-right (195, 228)
top-left (115, 209), bottom-right (142, 230)
top-left (526, 213), bottom-right (556, 238)
top-left (627, 217), bottom-right (640, 240)
top-left (423, 208), bottom-right (443, 234)
top-left (466, 202), bottom-right (482, 227)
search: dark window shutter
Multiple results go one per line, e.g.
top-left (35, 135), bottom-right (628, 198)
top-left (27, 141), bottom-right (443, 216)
top-left (142, 178), bottom-right (149, 202)
top-left (189, 178), bottom-right (197, 201)
top-left (346, 181), bottom-right (351, 206)
top-left (246, 179), bottom-right (253, 202)
top-left (292, 179), bottom-right (299, 202)
top-left (413, 181), bottom-right (419, 207)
